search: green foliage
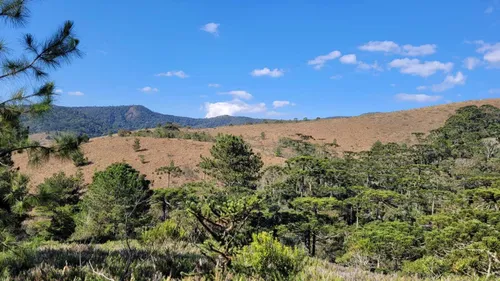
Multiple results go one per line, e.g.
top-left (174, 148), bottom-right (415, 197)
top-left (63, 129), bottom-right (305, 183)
top-left (200, 134), bottom-right (263, 188)
top-left (74, 163), bottom-right (152, 241)
top-left (260, 132), bottom-right (266, 140)
top-left (338, 221), bottom-right (421, 272)
top-left (27, 172), bottom-right (83, 240)
top-left (0, 1), bottom-right (81, 167)
top-left (233, 232), bottom-right (307, 280)
top-left (133, 138), bottom-right (141, 151)
top-left (141, 219), bottom-right (187, 245)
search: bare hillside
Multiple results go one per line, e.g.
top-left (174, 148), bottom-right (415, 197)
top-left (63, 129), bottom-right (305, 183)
top-left (13, 99), bottom-right (500, 189)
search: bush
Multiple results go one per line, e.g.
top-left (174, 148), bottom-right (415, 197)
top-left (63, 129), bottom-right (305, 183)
top-left (141, 219), bottom-right (186, 245)
top-left (232, 232), bottom-right (306, 280)
top-left (71, 150), bottom-right (89, 167)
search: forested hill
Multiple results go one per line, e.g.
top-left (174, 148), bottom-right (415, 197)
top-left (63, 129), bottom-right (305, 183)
top-left (22, 105), bottom-right (265, 137)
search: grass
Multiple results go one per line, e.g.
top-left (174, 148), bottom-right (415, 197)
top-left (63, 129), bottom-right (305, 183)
top-left (0, 240), bottom-right (484, 281)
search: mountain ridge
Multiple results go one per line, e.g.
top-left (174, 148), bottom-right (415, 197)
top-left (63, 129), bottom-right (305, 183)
top-left (23, 105), bottom-right (267, 137)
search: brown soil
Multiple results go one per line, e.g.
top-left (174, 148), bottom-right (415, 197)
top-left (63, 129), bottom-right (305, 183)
top-left (13, 98), bottom-right (500, 189)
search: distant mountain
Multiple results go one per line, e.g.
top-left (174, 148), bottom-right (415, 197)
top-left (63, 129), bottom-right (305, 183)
top-left (23, 105), bottom-right (265, 137)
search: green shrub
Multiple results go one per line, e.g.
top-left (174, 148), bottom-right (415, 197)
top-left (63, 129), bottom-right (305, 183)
top-left (70, 150), bottom-right (89, 167)
top-left (232, 232), bottom-right (306, 280)
top-left (141, 219), bottom-right (186, 245)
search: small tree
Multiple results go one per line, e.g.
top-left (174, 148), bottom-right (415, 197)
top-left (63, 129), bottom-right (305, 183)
top-left (133, 138), bottom-right (141, 152)
top-left (155, 160), bottom-right (183, 187)
top-left (28, 172), bottom-right (83, 240)
top-left (200, 134), bottom-right (263, 189)
top-left (74, 163), bottom-right (152, 241)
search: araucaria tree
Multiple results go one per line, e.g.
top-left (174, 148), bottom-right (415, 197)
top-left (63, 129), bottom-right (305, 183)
top-left (200, 134), bottom-right (263, 188)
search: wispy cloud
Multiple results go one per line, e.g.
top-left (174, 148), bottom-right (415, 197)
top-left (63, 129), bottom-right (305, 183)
top-left (431, 72), bottom-right (466, 92)
top-left (139, 86), bottom-right (159, 93)
top-left (388, 58), bottom-right (453, 77)
top-left (395, 93), bottom-right (442, 102)
top-left (416, 86), bottom-right (427, 91)
top-left (359, 41), bottom-right (437, 56)
top-left (155, 71), bottom-right (189, 78)
top-left (470, 40), bottom-right (500, 67)
top-left (485, 6), bottom-right (494, 14)
top-left (201, 22), bottom-right (220, 35)
top-left (489, 88), bottom-right (500, 94)
top-left (357, 61), bottom-right (383, 72)
top-left (54, 89), bottom-right (63, 94)
top-left (272, 100), bottom-right (295, 108)
top-left (251, 67), bottom-right (285, 77)
top-left (97, 50), bottom-right (108, 55)
top-left (220, 90), bottom-right (253, 100)
top-left (208, 83), bottom-right (221, 88)
top-left (330, 74), bottom-right (342, 80)
top-left (308, 50), bottom-right (341, 69)
top-left (68, 91), bottom-right (84, 96)
top-left (463, 57), bottom-right (481, 70)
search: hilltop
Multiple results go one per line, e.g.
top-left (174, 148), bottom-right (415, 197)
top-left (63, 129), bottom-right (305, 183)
top-left (14, 98), bottom-right (500, 188)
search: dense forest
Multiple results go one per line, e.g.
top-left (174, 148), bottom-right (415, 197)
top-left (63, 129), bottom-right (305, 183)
top-left (22, 105), bottom-right (266, 137)
top-left (2, 104), bottom-right (500, 280)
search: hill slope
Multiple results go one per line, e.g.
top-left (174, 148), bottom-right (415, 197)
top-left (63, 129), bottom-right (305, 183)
top-left (23, 105), bottom-right (265, 137)
top-left (14, 98), bottom-right (500, 189)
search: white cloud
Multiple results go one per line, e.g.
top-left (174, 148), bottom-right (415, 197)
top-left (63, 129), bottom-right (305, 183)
top-left (472, 41), bottom-right (500, 67)
top-left (68, 91), bottom-right (84, 96)
top-left (201, 22), bottom-right (219, 35)
top-left (416, 85), bottom-right (427, 91)
top-left (208, 83), bottom-right (221, 88)
top-left (308, 50), bottom-right (341, 69)
top-left (251, 67), bottom-right (285, 77)
top-left (155, 71), bottom-right (189, 78)
top-left (359, 41), bottom-right (400, 53)
top-left (358, 41), bottom-right (436, 56)
top-left (54, 89), bottom-right (63, 94)
top-left (205, 99), bottom-right (266, 118)
top-left (401, 44), bottom-right (437, 56)
top-left (221, 90), bottom-right (253, 100)
top-left (395, 93), bottom-right (442, 102)
top-left (357, 61), bottom-right (383, 71)
top-left (431, 72), bottom-right (466, 92)
top-left (489, 88), bottom-right (500, 94)
top-left (339, 54), bottom-right (357, 64)
top-left (485, 6), bottom-right (494, 14)
top-left (139, 87), bottom-right (159, 93)
top-left (388, 58), bottom-right (453, 77)
top-left (330, 74), bottom-right (342, 80)
top-left (463, 57), bottom-right (481, 70)
top-left (273, 100), bottom-right (295, 108)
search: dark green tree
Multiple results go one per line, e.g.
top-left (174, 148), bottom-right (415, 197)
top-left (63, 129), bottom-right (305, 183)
top-left (74, 163), bottom-right (152, 241)
top-left (200, 134), bottom-right (263, 188)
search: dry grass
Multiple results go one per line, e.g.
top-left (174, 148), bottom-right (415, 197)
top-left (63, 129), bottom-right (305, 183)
top-left (13, 98), bottom-right (500, 189)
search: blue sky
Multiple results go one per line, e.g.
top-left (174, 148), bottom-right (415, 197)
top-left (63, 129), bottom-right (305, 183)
top-left (3, 0), bottom-right (500, 118)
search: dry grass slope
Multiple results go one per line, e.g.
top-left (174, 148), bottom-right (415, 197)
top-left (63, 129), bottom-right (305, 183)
top-left (13, 98), bottom-right (500, 189)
